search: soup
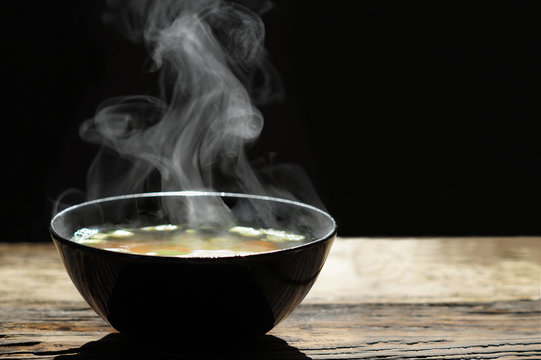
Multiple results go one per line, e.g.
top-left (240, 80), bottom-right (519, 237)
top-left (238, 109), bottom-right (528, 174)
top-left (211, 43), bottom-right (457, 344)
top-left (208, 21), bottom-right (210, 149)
top-left (72, 224), bottom-right (308, 257)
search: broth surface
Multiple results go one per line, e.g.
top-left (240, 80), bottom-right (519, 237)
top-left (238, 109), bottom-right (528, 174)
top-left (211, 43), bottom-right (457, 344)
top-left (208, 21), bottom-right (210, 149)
top-left (72, 224), bottom-right (308, 257)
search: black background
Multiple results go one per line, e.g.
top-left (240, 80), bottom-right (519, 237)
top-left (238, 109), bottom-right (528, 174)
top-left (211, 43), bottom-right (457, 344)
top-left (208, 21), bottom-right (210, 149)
top-left (3, 1), bottom-right (541, 241)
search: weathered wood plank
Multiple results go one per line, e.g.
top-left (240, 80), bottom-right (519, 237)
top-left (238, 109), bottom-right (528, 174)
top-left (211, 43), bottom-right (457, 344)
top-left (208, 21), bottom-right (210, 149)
top-left (1, 301), bottom-right (539, 359)
top-left (306, 237), bottom-right (541, 303)
top-left (2, 238), bottom-right (540, 306)
top-left (277, 301), bottom-right (541, 359)
top-left (1, 239), bottom-right (540, 359)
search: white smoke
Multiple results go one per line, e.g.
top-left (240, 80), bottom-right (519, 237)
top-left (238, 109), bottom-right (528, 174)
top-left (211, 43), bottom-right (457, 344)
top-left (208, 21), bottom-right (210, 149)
top-left (75, 0), bottom-right (320, 227)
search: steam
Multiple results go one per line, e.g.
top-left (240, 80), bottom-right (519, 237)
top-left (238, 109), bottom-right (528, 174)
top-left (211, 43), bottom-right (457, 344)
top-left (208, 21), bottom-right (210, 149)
top-left (74, 0), bottom-right (319, 227)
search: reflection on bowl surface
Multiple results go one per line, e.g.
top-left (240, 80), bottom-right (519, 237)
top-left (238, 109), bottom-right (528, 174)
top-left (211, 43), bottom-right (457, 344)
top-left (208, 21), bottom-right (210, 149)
top-left (50, 191), bottom-right (336, 354)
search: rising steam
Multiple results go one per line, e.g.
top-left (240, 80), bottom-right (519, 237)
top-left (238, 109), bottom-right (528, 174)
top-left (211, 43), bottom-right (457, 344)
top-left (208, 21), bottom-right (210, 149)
top-left (73, 0), bottom-right (320, 227)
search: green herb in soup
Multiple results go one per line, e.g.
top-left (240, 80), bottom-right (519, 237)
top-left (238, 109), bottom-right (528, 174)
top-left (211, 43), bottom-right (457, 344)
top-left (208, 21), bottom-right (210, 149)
top-left (72, 225), bottom-right (308, 257)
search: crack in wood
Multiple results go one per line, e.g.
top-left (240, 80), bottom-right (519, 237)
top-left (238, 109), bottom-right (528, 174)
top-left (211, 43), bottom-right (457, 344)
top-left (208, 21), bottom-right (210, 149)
top-left (0, 341), bottom-right (41, 348)
top-left (32, 347), bottom-right (82, 356)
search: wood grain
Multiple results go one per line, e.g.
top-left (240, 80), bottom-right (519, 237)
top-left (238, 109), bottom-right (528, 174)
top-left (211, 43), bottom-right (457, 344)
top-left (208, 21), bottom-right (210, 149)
top-left (1, 238), bottom-right (540, 359)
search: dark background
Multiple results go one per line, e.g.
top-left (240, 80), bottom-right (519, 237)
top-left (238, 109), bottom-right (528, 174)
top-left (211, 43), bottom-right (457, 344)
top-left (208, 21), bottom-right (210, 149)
top-left (3, 1), bottom-right (540, 241)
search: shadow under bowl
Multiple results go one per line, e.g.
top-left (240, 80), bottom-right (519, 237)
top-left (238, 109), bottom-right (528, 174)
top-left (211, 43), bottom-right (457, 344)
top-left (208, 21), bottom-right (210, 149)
top-left (50, 191), bottom-right (336, 354)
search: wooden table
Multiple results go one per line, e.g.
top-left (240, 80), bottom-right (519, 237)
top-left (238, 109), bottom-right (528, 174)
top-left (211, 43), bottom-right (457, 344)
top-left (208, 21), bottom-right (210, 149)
top-left (1, 237), bottom-right (540, 359)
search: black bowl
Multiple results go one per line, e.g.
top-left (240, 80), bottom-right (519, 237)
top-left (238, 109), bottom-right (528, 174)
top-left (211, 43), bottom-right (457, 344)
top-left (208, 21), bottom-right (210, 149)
top-left (50, 191), bottom-right (336, 354)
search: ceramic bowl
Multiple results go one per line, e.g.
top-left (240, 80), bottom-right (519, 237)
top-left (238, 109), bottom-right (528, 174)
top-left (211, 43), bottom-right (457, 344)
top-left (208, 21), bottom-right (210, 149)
top-left (50, 191), bottom-right (336, 353)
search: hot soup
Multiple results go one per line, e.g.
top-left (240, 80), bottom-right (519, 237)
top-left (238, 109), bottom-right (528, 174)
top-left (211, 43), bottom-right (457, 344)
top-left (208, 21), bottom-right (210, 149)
top-left (72, 224), bottom-right (308, 257)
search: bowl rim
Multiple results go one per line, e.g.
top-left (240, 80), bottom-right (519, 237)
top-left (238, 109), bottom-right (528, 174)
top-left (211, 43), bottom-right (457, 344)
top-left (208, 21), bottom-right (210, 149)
top-left (50, 191), bottom-right (337, 262)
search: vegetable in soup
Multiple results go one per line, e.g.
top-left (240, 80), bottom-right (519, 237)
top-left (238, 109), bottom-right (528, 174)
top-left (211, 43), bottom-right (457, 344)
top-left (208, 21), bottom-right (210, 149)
top-left (72, 224), bottom-right (308, 257)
